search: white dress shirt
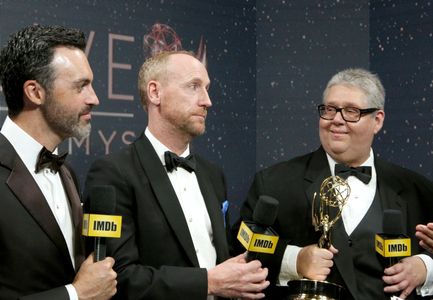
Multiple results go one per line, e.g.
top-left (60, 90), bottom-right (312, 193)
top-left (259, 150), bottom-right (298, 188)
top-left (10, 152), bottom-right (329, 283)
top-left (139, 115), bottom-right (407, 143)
top-left (145, 128), bottom-right (216, 299)
top-left (1, 117), bottom-right (78, 300)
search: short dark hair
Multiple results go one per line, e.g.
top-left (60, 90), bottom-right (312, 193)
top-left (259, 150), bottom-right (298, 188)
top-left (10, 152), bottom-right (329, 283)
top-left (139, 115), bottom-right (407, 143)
top-left (0, 24), bottom-right (86, 117)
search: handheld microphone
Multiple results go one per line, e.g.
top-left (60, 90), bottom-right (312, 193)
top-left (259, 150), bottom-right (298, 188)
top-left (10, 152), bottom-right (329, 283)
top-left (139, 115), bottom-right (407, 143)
top-left (237, 195), bottom-right (279, 261)
top-left (82, 185), bottom-right (122, 261)
top-left (375, 209), bottom-right (411, 267)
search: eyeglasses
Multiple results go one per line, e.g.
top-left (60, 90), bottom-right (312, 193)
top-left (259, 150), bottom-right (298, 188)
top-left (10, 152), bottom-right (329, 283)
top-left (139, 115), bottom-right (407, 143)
top-left (317, 104), bottom-right (379, 123)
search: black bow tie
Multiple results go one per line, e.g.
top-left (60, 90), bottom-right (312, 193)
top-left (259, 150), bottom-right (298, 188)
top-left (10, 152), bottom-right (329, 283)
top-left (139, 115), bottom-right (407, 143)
top-left (334, 164), bottom-right (372, 184)
top-left (164, 151), bottom-right (196, 173)
top-left (35, 147), bottom-right (67, 174)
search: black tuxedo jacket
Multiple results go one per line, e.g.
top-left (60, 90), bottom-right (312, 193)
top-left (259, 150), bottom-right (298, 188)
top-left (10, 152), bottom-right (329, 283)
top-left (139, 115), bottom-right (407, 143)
top-left (233, 146), bottom-right (433, 299)
top-left (0, 134), bottom-right (84, 300)
top-left (84, 133), bottom-right (229, 300)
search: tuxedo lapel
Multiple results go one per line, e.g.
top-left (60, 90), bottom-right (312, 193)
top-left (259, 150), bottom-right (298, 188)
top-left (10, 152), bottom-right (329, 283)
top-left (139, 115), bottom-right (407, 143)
top-left (133, 134), bottom-right (200, 267)
top-left (376, 161), bottom-right (408, 232)
top-left (59, 165), bottom-right (85, 268)
top-left (59, 166), bottom-right (82, 230)
top-left (304, 148), bottom-right (332, 243)
top-left (304, 147), bottom-right (332, 210)
top-left (195, 162), bottom-right (229, 263)
top-left (3, 146), bottom-right (72, 268)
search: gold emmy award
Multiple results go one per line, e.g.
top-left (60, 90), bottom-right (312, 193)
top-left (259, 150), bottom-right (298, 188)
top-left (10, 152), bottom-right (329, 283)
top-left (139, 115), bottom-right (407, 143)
top-left (286, 176), bottom-right (350, 300)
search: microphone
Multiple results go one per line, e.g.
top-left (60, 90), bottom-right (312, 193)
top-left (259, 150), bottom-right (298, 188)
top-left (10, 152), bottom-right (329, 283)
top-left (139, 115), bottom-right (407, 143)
top-left (237, 195), bottom-right (279, 261)
top-left (82, 185), bottom-right (122, 261)
top-left (375, 209), bottom-right (411, 267)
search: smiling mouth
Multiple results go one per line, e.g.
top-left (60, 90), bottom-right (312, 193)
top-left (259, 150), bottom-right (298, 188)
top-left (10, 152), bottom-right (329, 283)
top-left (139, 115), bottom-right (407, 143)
top-left (330, 129), bottom-right (348, 138)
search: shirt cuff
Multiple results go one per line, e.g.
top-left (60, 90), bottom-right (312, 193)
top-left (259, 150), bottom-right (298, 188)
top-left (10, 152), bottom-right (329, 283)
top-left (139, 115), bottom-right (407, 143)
top-left (66, 284), bottom-right (78, 300)
top-left (277, 245), bottom-right (303, 285)
top-left (416, 254), bottom-right (433, 296)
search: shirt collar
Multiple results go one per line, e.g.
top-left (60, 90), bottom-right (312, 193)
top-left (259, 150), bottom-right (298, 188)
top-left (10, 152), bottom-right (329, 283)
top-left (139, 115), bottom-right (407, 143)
top-left (144, 128), bottom-right (190, 166)
top-left (0, 116), bottom-right (58, 174)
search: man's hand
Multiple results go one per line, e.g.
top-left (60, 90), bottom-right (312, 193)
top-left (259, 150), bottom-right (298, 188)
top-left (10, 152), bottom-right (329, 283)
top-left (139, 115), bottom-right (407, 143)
top-left (72, 254), bottom-right (117, 300)
top-left (416, 223), bottom-right (433, 253)
top-left (207, 253), bottom-right (270, 299)
top-left (297, 244), bottom-right (338, 281)
top-left (383, 256), bottom-right (426, 299)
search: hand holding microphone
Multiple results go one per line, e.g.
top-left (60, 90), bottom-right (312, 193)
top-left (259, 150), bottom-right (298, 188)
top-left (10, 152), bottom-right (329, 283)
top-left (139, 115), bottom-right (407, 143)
top-left (72, 185), bottom-right (120, 299)
top-left (73, 255), bottom-right (117, 300)
top-left (379, 210), bottom-right (426, 299)
top-left (206, 195), bottom-right (279, 298)
top-left (237, 195), bottom-right (279, 262)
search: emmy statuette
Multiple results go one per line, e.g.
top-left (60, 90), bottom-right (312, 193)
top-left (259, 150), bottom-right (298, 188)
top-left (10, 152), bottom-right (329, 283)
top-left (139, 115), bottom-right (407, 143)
top-left (285, 176), bottom-right (350, 300)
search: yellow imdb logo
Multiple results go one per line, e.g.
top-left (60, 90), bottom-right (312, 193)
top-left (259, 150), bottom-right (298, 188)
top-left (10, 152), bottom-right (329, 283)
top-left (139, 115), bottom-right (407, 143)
top-left (375, 234), bottom-right (411, 257)
top-left (82, 214), bottom-right (122, 238)
top-left (237, 221), bottom-right (278, 254)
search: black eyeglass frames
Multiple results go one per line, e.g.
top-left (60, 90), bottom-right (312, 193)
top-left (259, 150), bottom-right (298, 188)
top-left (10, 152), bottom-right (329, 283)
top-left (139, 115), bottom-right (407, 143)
top-left (317, 104), bottom-right (379, 123)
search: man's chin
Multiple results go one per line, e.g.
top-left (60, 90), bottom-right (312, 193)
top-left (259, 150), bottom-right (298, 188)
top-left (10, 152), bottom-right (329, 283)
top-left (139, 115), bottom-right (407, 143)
top-left (71, 124), bottom-right (91, 140)
top-left (188, 125), bottom-right (206, 137)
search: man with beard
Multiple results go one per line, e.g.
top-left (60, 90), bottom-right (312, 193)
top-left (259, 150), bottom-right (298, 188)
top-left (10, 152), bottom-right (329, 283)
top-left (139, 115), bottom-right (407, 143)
top-left (84, 51), bottom-right (270, 300)
top-left (0, 25), bottom-right (117, 300)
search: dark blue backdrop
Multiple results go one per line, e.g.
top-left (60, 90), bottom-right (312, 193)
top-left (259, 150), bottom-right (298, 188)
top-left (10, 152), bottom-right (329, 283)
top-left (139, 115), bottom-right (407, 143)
top-left (0, 0), bottom-right (432, 219)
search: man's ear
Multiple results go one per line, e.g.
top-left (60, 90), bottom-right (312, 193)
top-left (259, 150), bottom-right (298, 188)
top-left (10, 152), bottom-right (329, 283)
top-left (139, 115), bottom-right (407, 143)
top-left (147, 80), bottom-right (161, 106)
top-left (23, 80), bottom-right (45, 106)
top-left (374, 109), bottom-right (385, 134)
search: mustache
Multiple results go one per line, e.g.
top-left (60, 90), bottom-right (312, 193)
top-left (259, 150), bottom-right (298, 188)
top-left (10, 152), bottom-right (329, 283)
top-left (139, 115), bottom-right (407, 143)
top-left (79, 105), bottom-right (93, 116)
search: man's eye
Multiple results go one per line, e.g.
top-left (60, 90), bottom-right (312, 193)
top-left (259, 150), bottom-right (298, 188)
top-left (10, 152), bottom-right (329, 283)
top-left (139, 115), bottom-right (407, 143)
top-left (345, 108), bottom-right (359, 114)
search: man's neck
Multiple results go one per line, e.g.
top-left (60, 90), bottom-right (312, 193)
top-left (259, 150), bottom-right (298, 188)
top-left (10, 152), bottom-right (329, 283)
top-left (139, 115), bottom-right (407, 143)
top-left (147, 126), bottom-right (189, 156)
top-left (12, 113), bottom-right (61, 152)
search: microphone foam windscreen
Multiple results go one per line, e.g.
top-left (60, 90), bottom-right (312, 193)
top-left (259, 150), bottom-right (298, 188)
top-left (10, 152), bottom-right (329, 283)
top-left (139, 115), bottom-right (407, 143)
top-left (89, 185), bottom-right (116, 215)
top-left (253, 195), bottom-right (279, 227)
top-left (383, 209), bottom-right (403, 235)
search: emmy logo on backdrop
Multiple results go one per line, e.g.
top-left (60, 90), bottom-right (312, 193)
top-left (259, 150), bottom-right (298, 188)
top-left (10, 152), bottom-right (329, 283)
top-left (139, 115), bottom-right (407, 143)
top-left (286, 176), bottom-right (350, 300)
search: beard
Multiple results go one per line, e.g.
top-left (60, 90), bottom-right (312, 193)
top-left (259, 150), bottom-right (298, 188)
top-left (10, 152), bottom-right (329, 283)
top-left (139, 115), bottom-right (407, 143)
top-left (178, 119), bottom-right (206, 137)
top-left (163, 106), bottom-right (207, 139)
top-left (41, 92), bottom-right (91, 140)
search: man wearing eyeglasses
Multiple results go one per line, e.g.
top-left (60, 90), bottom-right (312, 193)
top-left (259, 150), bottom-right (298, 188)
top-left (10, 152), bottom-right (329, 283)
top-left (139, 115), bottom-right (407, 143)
top-left (232, 68), bottom-right (433, 299)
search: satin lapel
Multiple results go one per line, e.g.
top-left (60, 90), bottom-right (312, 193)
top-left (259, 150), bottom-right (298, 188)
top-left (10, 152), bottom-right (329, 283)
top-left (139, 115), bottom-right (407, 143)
top-left (195, 163), bottom-right (229, 263)
top-left (133, 135), bottom-right (200, 267)
top-left (59, 166), bottom-right (82, 230)
top-left (304, 147), bottom-right (332, 212)
top-left (304, 148), bottom-right (358, 297)
top-left (59, 165), bottom-right (85, 268)
top-left (376, 162), bottom-right (408, 231)
top-left (6, 152), bottom-right (72, 266)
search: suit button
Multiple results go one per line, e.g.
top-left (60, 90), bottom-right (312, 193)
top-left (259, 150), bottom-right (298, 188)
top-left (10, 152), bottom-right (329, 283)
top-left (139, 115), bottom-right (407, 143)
top-left (348, 238), bottom-right (353, 247)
